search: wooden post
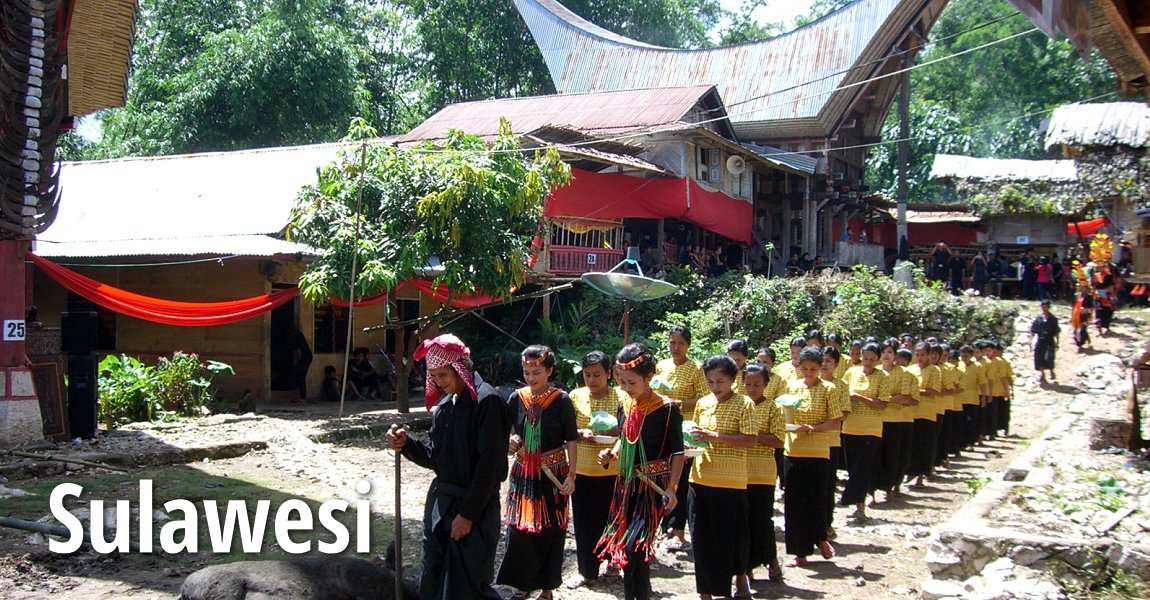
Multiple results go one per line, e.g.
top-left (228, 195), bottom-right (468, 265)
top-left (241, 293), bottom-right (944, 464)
top-left (540, 283), bottom-right (551, 322)
top-left (896, 51), bottom-right (910, 254)
top-left (394, 305), bottom-right (408, 414)
top-left (656, 218), bottom-right (666, 265)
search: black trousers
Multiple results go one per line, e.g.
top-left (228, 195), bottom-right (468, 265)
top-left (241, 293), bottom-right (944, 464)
top-left (662, 457), bottom-right (692, 532)
top-left (571, 474), bottom-right (614, 579)
top-left (746, 483), bottom-right (778, 570)
top-left (689, 484), bottom-right (749, 596)
top-left (420, 490), bottom-right (503, 600)
top-left (841, 434), bottom-right (879, 505)
top-left (783, 456), bottom-right (829, 558)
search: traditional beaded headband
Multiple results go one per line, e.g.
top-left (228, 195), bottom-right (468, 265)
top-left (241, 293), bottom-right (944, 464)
top-left (522, 353), bottom-right (550, 367)
top-left (615, 355), bottom-right (644, 370)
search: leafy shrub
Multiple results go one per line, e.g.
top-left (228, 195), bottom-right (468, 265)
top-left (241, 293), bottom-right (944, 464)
top-left (97, 352), bottom-right (234, 428)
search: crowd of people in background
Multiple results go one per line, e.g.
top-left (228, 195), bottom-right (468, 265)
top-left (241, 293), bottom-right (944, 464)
top-left (387, 323), bottom-right (1017, 600)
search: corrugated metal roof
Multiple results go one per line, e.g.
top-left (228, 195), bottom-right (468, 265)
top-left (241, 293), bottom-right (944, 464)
top-left (400, 85), bottom-right (719, 142)
top-left (33, 235), bottom-right (315, 259)
top-left (742, 143), bottom-right (819, 175)
top-left (1044, 102), bottom-right (1150, 149)
top-left (513, 0), bottom-right (936, 139)
top-left (930, 154), bottom-right (1078, 182)
top-left (42, 142), bottom-right (348, 257)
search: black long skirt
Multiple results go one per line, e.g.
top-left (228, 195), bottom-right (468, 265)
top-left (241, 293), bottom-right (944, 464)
top-left (746, 483), bottom-right (778, 570)
top-left (841, 434), bottom-right (879, 505)
top-left (876, 422), bottom-right (911, 491)
top-left (688, 483), bottom-right (748, 596)
top-left (662, 457), bottom-right (692, 532)
top-left (825, 446), bottom-right (842, 529)
top-left (962, 404), bottom-right (980, 449)
top-left (982, 398), bottom-right (1000, 437)
top-left (1034, 337), bottom-right (1056, 370)
top-left (997, 396), bottom-right (1011, 435)
top-left (783, 456), bottom-right (829, 558)
top-left (907, 419), bottom-right (937, 478)
top-left (497, 526), bottom-right (566, 592)
top-left (571, 474), bottom-right (615, 580)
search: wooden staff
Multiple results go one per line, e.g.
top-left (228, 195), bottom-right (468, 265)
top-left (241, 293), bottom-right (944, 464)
top-left (633, 468), bottom-right (666, 496)
top-left (3, 450), bottom-right (129, 473)
top-left (394, 446), bottom-right (403, 600)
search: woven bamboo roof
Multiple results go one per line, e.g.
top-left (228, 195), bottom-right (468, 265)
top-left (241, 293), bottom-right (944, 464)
top-left (67, 0), bottom-right (137, 117)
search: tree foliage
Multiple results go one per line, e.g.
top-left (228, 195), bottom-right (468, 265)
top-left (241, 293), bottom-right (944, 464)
top-left (64, 0), bottom-right (425, 159)
top-left (289, 119), bottom-right (571, 303)
top-left (866, 0), bottom-right (1117, 201)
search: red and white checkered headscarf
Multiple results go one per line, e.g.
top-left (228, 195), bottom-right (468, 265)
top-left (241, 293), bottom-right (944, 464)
top-left (413, 334), bottom-right (477, 409)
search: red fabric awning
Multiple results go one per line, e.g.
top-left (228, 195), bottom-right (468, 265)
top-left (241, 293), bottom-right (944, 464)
top-left (29, 252), bottom-right (299, 326)
top-left (1068, 216), bottom-right (1108, 237)
top-left (544, 169), bottom-right (752, 244)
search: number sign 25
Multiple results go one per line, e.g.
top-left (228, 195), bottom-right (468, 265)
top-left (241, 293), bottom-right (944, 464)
top-left (3, 320), bottom-right (26, 341)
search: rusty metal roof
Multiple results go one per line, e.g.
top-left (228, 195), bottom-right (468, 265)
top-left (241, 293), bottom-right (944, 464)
top-left (1044, 102), bottom-right (1150, 149)
top-left (399, 84), bottom-right (723, 142)
top-left (512, 0), bottom-right (941, 140)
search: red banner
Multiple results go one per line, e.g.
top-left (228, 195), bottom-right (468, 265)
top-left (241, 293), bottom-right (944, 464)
top-left (1068, 216), bottom-right (1108, 237)
top-left (544, 169), bottom-right (752, 244)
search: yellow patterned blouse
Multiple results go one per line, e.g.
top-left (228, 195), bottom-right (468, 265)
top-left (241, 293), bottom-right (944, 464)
top-left (881, 365), bottom-right (916, 423)
top-left (957, 361), bottom-right (983, 406)
top-left (570, 386), bottom-right (623, 477)
top-left (988, 356), bottom-right (1013, 396)
top-left (748, 398), bottom-right (784, 485)
top-left (824, 377), bottom-right (850, 448)
top-left (907, 364), bottom-right (940, 421)
top-left (938, 363), bottom-right (957, 414)
top-left (689, 394), bottom-right (756, 489)
top-left (773, 361), bottom-right (800, 382)
top-left (733, 370), bottom-right (746, 398)
top-left (656, 357), bottom-right (708, 421)
top-left (842, 366), bottom-right (889, 437)
top-left (781, 378), bottom-right (837, 459)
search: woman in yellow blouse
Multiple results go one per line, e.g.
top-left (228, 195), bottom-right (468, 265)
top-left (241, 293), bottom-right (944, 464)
top-left (957, 345), bottom-right (984, 452)
top-left (906, 342), bottom-right (941, 488)
top-left (741, 363), bottom-right (785, 583)
top-left (655, 323), bottom-right (709, 550)
top-left (727, 339), bottom-right (750, 397)
top-left (877, 344), bottom-right (917, 501)
top-left (568, 351), bottom-right (623, 589)
top-left (818, 347), bottom-right (851, 541)
top-left (772, 337), bottom-right (807, 382)
top-left (840, 342), bottom-right (887, 519)
top-left (781, 346), bottom-right (842, 567)
top-left (688, 355), bottom-right (756, 600)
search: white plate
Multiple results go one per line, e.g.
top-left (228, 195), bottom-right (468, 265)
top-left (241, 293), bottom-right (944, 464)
top-left (591, 435), bottom-right (618, 444)
top-left (683, 447), bottom-right (705, 458)
top-left (785, 424), bottom-right (802, 432)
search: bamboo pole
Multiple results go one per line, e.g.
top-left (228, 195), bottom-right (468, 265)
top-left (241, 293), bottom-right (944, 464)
top-left (3, 450), bottom-right (129, 473)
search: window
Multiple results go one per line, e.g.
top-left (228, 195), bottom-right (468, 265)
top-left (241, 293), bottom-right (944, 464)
top-left (312, 303), bottom-right (349, 354)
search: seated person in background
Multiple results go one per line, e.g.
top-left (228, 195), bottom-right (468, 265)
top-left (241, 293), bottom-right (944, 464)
top-left (321, 365), bottom-right (341, 403)
top-left (348, 346), bottom-right (383, 400)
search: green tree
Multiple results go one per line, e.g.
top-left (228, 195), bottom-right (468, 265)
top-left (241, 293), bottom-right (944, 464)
top-left (289, 118), bottom-right (571, 304)
top-left (290, 118), bottom-right (571, 411)
top-left (792, 0), bottom-right (854, 28)
top-left (866, 0), bottom-right (1117, 201)
top-left (715, 0), bottom-right (783, 45)
top-left (72, 0), bottom-right (424, 159)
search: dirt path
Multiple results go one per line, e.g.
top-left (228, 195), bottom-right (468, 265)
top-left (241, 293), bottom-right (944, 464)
top-left (0, 301), bottom-right (1141, 599)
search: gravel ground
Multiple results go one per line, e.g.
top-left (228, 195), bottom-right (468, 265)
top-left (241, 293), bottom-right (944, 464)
top-left (0, 302), bottom-right (1145, 599)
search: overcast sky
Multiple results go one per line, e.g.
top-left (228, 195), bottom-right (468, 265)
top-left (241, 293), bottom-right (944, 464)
top-left (715, 0), bottom-right (818, 34)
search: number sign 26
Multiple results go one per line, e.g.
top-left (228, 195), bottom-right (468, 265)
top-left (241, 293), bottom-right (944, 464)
top-left (3, 320), bottom-right (26, 341)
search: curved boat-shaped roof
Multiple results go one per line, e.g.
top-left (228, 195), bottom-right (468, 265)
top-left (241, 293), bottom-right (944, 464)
top-left (513, 0), bottom-right (945, 140)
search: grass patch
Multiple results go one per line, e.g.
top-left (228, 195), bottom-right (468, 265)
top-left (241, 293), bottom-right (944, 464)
top-left (965, 476), bottom-right (992, 495)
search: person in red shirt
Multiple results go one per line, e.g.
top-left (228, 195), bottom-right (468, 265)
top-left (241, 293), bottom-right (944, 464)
top-left (1036, 256), bottom-right (1053, 303)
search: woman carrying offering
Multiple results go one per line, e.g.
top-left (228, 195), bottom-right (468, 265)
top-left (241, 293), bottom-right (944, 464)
top-left (595, 344), bottom-right (684, 600)
top-left (567, 351), bottom-right (624, 589)
top-left (656, 324), bottom-right (709, 550)
top-left (741, 363), bottom-right (785, 583)
top-left (498, 345), bottom-right (578, 600)
top-left (781, 346), bottom-right (843, 567)
top-left (688, 355), bottom-right (757, 599)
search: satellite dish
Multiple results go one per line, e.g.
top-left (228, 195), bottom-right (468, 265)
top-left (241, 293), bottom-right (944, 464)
top-left (726, 155), bottom-right (746, 175)
top-left (579, 248), bottom-right (680, 341)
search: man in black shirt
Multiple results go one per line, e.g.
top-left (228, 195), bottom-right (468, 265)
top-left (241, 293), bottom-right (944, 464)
top-left (386, 334), bottom-right (510, 600)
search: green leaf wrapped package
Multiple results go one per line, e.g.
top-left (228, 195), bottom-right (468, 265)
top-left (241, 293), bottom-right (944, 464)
top-left (589, 410), bottom-right (618, 432)
top-left (682, 420), bottom-right (708, 448)
top-left (649, 376), bottom-right (673, 392)
top-left (775, 394), bottom-right (803, 408)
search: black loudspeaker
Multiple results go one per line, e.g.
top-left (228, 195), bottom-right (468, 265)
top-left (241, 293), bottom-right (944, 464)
top-left (67, 353), bottom-right (98, 439)
top-left (61, 311), bottom-right (98, 354)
